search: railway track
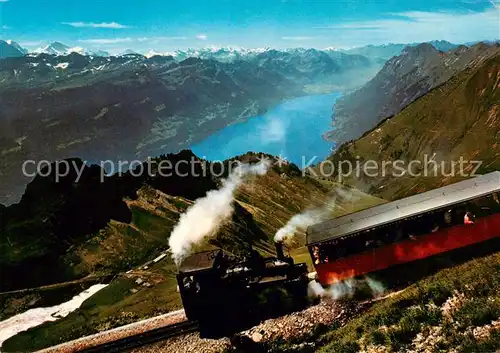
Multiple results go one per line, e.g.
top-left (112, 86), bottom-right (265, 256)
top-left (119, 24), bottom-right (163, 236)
top-left (79, 320), bottom-right (199, 353)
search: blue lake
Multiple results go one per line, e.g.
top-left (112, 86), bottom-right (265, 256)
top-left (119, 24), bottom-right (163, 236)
top-left (191, 92), bottom-right (341, 167)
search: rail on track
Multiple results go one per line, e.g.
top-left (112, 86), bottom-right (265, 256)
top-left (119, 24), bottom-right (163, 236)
top-left (79, 320), bottom-right (199, 353)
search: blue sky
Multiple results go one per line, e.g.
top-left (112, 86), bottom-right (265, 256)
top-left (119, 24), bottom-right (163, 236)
top-left (0, 0), bottom-right (498, 54)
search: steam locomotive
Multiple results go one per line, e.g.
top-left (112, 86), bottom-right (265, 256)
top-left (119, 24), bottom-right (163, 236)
top-left (176, 241), bottom-right (309, 334)
top-left (177, 172), bottom-right (500, 334)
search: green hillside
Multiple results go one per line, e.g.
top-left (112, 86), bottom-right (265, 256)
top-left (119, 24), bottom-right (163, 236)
top-left (327, 53), bottom-right (500, 200)
top-left (1, 151), bottom-right (383, 352)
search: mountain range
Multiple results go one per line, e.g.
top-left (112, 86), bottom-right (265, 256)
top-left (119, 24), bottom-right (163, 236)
top-left (327, 50), bottom-right (500, 200)
top-left (32, 41), bottom-right (110, 57)
top-left (0, 53), bottom-right (308, 205)
top-left (0, 45), bottom-right (383, 205)
top-left (0, 39), bottom-right (463, 61)
top-left (2, 35), bottom-right (500, 351)
top-left (1, 40), bottom-right (498, 207)
top-left (326, 42), bottom-right (500, 146)
top-left (339, 40), bottom-right (460, 61)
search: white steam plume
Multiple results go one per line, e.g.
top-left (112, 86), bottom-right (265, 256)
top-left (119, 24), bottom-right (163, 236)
top-left (308, 277), bottom-right (386, 300)
top-left (365, 276), bottom-right (386, 297)
top-left (274, 196), bottom-right (337, 243)
top-left (169, 160), bottom-right (271, 266)
top-left (326, 278), bottom-right (357, 299)
top-left (274, 186), bottom-right (368, 243)
top-left (308, 279), bottom-right (356, 299)
top-left (274, 186), bottom-right (361, 243)
top-left (308, 280), bottom-right (326, 297)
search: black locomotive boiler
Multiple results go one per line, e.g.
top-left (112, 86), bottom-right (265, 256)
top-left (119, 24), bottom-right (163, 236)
top-left (176, 241), bottom-right (309, 335)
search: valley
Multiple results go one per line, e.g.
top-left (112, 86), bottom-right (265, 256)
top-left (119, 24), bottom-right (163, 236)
top-left (0, 46), bottom-right (382, 205)
top-left (192, 92), bottom-right (342, 165)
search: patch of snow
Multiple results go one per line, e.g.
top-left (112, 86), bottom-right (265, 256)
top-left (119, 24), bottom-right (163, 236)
top-left (0, 284), bottom-right (108, 349)
top-left (55, 62), bottom-right (69, 69)
top-left (153, 253), bottom-right (167, 263)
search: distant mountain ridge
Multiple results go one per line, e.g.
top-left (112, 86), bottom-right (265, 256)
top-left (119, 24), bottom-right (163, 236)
top-left (0, 40), bottom-right (25, 58)
top-left (33, 41), bottom-right (110, 57)
top-left (0, 39), bottom-right (471, 63)
top-left (326, 52), bottom-right (500, 200)
top-left (339, 40), bottom-right (459, 60)
top-left (326, 42), bottom-right (500, 146)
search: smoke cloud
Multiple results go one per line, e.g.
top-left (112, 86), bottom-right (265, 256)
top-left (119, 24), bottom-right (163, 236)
top-left (308, 280), bottom-right (325, 297)
top-left (308, 277), bottom-right (386, 300)
top-left (274, 187), bottom-right (362, 243)
top-left (274, 186), bottom-right (368, 244)
top-left (307, 279), bottom-right (356, 299)
top-left (274, 196), bottom-right (337, 243)
top-left (326, 278), bottom-right (357, 299)
top-left (169, 160), bottom-right (271, 266)
top-left (365, 276), bottom-right (386, 297)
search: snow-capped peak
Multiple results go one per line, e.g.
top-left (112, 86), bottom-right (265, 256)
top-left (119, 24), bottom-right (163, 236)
top-left (32, 42), bottom-right (109, 57)
top-left (154, 46), bottom-right (271, 62)
top-left (67, 46), bottom-right (86, 55)
top-left (145, 50), bottom-right (174, 58)
top-left (34, 42), bottom-right (71, 55)
top-left (5, 40), bottom-right (28, 54)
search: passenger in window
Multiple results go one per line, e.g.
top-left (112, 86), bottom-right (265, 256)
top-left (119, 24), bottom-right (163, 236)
top-left (312, 246), bottom-right (320, 265)
top-left (464, 212), bottom-right (475, 224)
top-left (493, 192), bottom-right (499, 203)
top-left (444, 210), bottom-right (452, 225)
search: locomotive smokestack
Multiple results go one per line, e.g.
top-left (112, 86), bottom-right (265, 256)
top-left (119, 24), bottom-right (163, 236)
top-left (275, 241), bottom-right (285, 261)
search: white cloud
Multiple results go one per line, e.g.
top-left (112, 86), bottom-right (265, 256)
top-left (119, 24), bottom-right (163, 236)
top-left (79, 36), bottom-right (189, 46)
top-left (0, 0), bottom-right (9, 3)
top-left (282, 36), bottom-right (317, 41)
top-left (1, 25), bottom-right (9, 29)
top-left (317, 4), bottom-right (500, 46)
top-left (196, 34), bottom-right (208, 40)
top-left (62, 22), bottom-right (131, 29)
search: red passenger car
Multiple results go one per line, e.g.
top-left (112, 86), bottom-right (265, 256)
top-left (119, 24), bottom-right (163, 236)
top-left (307, 172), bottom-right (500, 286)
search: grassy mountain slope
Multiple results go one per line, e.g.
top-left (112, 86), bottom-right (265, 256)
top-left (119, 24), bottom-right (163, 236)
top-left (2, 161), bottom-right (382, 351)
top-left (262, 246), bottom-right (500, 353)
top-left (326, 52), bottom-right (500, 200)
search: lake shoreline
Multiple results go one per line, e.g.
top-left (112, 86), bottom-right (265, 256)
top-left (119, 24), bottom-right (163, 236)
top-left (191, 92), bottom-right (342, 167)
